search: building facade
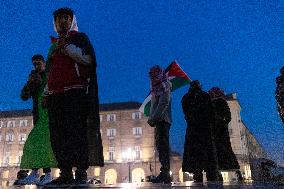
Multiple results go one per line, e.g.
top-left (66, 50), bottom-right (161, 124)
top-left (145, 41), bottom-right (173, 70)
top-left (0, 97), bottom-right (268, 185)
top-left (0, 102), bottom-right (182, 186)
top-left (224, 93), bottom-right (268, 182)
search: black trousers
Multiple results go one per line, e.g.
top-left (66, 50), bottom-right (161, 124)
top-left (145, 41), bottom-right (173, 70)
top-left (155, 122), bottom-right (171, 174)
top-left (48, 89), bottom-right (89, 174)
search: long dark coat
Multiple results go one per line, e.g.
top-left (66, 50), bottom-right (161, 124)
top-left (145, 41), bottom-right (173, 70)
top-left (50, 33), bottom-right (104, 167)
top-left (211, 98), bottom-right (240, 170)
top-left (181, 89), bottom-right (218, 173)
top-left (84, 36), bottom-right (104, 167)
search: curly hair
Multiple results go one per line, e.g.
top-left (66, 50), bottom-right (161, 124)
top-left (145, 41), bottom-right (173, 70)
top-left (53, 7), bottom-right (74, 20)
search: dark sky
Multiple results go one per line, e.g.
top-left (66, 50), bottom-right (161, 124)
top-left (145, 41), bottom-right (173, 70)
top-left (0, 0), bottom-right (283, 164)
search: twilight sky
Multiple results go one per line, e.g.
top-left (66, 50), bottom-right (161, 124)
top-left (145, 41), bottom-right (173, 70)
top-left (0, 0), bottom-right (283, 164)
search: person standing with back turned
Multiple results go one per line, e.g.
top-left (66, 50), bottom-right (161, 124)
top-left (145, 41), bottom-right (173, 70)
top-left (147, 65), bottom-right (172, 184)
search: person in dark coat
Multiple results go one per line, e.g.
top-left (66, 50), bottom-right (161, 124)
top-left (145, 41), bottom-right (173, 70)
top-left (276, 66), bottom-right (284, 123)
top-left (147, 65), bottom-right (172, 184)
top-left (44, 8), bottom-right (103, 185)
top-left (208, 87), bottom-right (243, 182)
top-left (181, 80), bottom-right (218, 183)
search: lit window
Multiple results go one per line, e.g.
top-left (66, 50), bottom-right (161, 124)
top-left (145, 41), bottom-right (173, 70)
top-left (133, 127), bottom-right (142, 136)
top-left (19, 120), bottom-right (28, 127)
top-left (17, 151), bottom-right (23, 164)
top-left (107, 129), bottom-right (116, 137)
top-left (0, 121), bottom-right (4, 128)
top-left (100, 115), bottom-right (103, 122)
top-left (107, 114), bottom-right (116, 122)
top-left (109, 147), bottom-right (115, 161)
top-left (6, 133), bottom-right (14, 143)
top-left (132, 112), bottom-right (141, 120)
top-left (134, 146), bottom-right (141, 160)
top-left (7, 121), bottom-right (15, 128)
top-left (18, 134), bottom-right (26, 143)
top-left (4, 152), bottom-right (10, 165)
top-left (2, 170), bottom-right (9, 178)
top-left (94, 167), bottom-right (100, 177)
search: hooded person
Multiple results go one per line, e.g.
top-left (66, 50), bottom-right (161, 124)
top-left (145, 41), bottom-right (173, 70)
top-left (208, 87), bottom-right (243, 182)
top-left (181, 80), bottom-right (218, 183)
top-left (44, 8), bottom-right (103, 185)
top-left (147, 65), bottom-right (172, 184)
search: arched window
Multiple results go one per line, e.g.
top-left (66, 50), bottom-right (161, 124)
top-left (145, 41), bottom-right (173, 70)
top-left (105, 169), bottom-right (117, 185)
top-left (132, 168), bottom-right (145, 183)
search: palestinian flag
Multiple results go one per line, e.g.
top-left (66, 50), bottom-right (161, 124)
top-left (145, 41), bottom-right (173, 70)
top-left (139, 60), bottom-right (191, 116)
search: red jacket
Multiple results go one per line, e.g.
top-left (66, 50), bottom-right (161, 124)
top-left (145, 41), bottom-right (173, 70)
top-left (47, 32), bottom-right (91, 95)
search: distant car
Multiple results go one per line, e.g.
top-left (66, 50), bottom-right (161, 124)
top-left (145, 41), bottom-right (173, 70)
top-left (145, 175), bottom-right (156, 182)
top-left (88, 178), bottom-right (102, 185)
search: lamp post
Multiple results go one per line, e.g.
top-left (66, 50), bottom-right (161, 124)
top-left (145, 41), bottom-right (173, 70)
top-left (122, 148), bottom-right (135, 183)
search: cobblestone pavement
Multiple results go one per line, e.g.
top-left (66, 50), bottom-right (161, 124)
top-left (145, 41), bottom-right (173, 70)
top-left (1, 181), bottom-right (284, 189)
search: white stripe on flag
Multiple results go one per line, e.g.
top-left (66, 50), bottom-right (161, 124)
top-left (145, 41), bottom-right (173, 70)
top-left (139, 94), bottom-right (152, 113)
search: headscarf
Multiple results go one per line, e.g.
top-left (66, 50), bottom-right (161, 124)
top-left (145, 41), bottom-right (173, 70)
top-left (149, 65), bottom-right (171, 96)
top-left (208, 87), bottom-right (226, 100)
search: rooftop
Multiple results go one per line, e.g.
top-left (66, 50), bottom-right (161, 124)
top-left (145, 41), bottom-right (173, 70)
top-left (0, 102), bottom-right (142, 118)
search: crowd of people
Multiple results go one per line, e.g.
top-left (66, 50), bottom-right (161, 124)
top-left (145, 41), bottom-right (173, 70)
top-left (147, 73), bottom-right (243, 184)
top-left (17, 7), bottom-right (103, 186)
top-left (15, 6), bottom-right (283, 187)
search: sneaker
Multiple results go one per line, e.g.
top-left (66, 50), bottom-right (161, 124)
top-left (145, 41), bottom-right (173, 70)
top-left (37, 173), bottom-right (52, 186)
top-left (151, 173), bottom-right (171, 184)
top-left (18, 170), bottom-right (40, 185)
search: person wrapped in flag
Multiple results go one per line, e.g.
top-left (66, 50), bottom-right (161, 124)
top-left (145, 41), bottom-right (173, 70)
top-left (147, 65), bottom-right (172, 184)
top-left (139, 60), bottom-right (191, 116)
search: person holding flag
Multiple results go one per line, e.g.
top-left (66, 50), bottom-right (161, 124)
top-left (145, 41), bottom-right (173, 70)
top-left (140, 61), bottom-right (190, 183)
top-left (147, 65), bottom-right (172, 184)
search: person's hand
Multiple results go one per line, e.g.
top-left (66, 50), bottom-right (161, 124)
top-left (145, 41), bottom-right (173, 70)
top-left (57, 37), bottom-right (66, 47)
top-left (28, 74), bottom-right (35, 84)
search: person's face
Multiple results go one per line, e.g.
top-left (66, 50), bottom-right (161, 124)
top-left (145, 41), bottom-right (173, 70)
top-left (149, 67), bottom-right (162, 82)
top-left (33, 59), bottom-right (45, 72)
top-left (55, 14), bottom-right (72, 34)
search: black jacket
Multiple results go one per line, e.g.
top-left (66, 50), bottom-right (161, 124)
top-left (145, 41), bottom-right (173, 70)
top-left (181, 88), bottom-right (217, 173)
top-left (20, 70), bottom-right (45, 124)
top-left (211, 98), bottom-right (240, 170)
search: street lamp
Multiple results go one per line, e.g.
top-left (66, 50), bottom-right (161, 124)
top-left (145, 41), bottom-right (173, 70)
top-left (122, 148), bottom-right (135, 183)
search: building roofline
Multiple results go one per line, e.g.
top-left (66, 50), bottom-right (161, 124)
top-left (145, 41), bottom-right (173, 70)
top-left (241, 120), bottom-right (268, 156)
top-left (100, 101), bottom-right (142, 112)
top-left (0, 101), bottom-right (142, 118)
top-left (226, 92), bottom-right (242, 109)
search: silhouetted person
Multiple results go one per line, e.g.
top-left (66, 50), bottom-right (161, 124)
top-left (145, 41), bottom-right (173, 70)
top-left (182, 80), bottom-right (218, 183)
top-left (21, 55), bottom-right (45, 124)
top-left (147, 65), bottom-right (172, 184)
top-left (208, 87), bottom-right (243, 182)
top-left (45, 8), bottom-right (103, 185)
top-left (276, 66), bottom-right (284, 123)
top-left (19, 55), bottom-right (53, 185)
